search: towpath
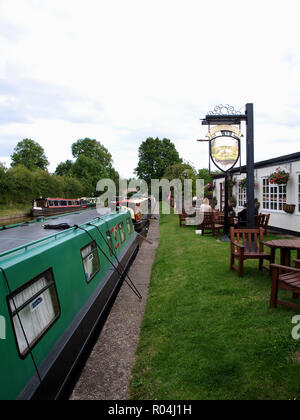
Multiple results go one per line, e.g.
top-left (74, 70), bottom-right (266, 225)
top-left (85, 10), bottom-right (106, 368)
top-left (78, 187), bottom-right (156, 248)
top-left (70, 210), bottom-right (160, 400)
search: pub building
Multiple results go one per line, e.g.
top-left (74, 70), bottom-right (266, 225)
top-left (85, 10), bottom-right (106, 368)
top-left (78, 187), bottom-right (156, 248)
top-left (212, 151), bottom-right (300, 236)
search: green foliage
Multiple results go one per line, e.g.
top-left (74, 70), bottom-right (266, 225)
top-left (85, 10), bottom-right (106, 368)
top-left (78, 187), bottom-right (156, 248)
top-left (1, 136), bottom-right (119, 207)
top-left (197, 168), bottom-right (213, 185)
top-left (72, 155), bottom-right (109, 196)
top-left (0, 165), bottom-right (85, 206)
top-left (72, 138), bottom-right (113, 168)
top-left (11, 139), bottom-right (49, 171)
top-left (2, 165), bottom-right (35, 204)
top-left (135, 137), bottom-right (182, 184)
top-left (55, 160), bottom-right (73, 176)
top-left (163, 162), bottom-right (196, 182)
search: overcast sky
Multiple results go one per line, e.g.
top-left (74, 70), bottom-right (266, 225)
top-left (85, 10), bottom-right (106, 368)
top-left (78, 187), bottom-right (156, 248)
top-left (1, 0), bottom-right (300, 178)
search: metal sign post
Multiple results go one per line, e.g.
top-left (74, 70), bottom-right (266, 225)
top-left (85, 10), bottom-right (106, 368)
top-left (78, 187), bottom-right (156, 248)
top-left (200, 103), bottom-right (255, 237)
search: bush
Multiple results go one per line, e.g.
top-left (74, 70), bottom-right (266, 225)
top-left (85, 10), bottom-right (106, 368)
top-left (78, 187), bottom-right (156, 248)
top-left (0, 166), bottom-right (86, 205)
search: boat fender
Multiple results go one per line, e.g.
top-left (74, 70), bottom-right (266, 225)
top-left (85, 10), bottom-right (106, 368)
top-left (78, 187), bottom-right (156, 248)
top-left (43, 223), bottom-right (71, 230)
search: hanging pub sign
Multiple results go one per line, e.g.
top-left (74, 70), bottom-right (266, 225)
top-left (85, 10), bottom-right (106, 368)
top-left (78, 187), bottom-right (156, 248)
top-left (208, 125), bottom-right (242, 173)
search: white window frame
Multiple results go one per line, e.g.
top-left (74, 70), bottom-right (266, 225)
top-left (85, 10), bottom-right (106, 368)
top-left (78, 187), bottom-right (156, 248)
top-left (238, 185), bottom-right (247, 208)
top-left (81, 241), bottom-right (100, 283)
top-left (262, 177), bottom-right (287, 212)
top-left (8, 269), bottom-right (60, 358)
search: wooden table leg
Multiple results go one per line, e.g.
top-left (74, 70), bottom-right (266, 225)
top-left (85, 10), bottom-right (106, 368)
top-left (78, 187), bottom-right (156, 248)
top-left (270, 248), bottom-right (276, 264)
top-left (279, 249), bottom-right (291, 273)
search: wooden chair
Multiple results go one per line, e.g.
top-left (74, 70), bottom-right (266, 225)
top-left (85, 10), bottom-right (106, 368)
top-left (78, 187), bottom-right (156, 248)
top-left (270, 259), bottom-right (300, 310)
top-left (214, 211), bottom-right (224, 225)
top-left (179, 207), bottom-right (196, 227)
top-left (262, 214), bottom-right (270, 234)
top-left (230, 227), bottom-right (272, 277)
top-left (198, 212), bottom-right (223, 236)
top-left (255, 214), bottom-right (265, 229)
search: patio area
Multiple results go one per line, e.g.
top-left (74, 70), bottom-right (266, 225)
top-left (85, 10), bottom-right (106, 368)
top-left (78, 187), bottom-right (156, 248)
top-left (130, 211), bottom-right (300, 400)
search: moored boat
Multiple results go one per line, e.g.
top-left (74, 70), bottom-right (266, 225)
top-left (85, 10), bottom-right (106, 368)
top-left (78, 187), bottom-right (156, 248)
top-left (117, 193), bottom-right (155, 232)
top-left (31, 198), bottom-right (89, 217)
top-left (0, 208), bottom-right (139, 400)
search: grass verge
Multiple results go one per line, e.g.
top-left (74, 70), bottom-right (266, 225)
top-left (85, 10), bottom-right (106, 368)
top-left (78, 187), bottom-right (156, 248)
top-left (129, 211), bottom-right (300, 400)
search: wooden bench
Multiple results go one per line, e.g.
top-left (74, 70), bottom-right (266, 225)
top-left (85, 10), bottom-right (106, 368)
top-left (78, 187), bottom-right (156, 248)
top-left (270, 259), bottom-right (300, 310)
top-left (198, 212), bottom-right (223, 236)
top-left (230, 227), bottom-right (272, 277)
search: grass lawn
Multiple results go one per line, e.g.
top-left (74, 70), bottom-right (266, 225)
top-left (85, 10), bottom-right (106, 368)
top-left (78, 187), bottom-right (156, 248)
top-left (130, 211), bottom-right (300, 400)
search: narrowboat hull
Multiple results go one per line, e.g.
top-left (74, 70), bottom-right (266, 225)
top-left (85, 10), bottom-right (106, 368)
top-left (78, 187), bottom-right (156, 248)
top-left (18, 236), bottom-right (138, 400)
top-left (117, 196), bottom-right (153, 233)
top-left (31, 206), bottom-right (86, 217)
top-left (0, 209), bottom-right (139, 400)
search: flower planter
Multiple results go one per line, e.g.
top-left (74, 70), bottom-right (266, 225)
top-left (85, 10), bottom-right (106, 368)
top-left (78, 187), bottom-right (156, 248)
top-left (283, 204), bottom-right (295, 214)
top-left (269, 168), bottom-right (290, 185)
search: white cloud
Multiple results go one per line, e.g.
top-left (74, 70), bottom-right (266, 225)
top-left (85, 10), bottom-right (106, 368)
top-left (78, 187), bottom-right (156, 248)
top-left (0, 0), bottom-right (300, 178)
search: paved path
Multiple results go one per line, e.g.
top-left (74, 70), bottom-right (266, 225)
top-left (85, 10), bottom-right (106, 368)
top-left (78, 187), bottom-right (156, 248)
top-left (70, 213), bottom-right (160, 400)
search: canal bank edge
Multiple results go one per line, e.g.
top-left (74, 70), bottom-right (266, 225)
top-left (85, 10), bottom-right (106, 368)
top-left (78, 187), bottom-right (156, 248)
top-left (70, 211), bottom-right (160, 400)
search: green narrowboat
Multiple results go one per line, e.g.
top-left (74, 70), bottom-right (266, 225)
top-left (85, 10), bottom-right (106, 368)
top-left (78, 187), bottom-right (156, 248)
top-left (0, 209), bottom-right (139, 400)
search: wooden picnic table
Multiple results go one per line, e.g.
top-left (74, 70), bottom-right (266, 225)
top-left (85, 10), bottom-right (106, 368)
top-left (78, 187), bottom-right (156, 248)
top-left (264, 239), bottom-right (300, 267)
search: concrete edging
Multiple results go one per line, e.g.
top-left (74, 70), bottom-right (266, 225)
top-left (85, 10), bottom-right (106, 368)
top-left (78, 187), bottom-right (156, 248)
top-left (70, 213), bottom-right (160, 400)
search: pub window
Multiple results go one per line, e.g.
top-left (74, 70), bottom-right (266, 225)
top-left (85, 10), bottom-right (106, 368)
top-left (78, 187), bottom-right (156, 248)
top-left (126, 218), bottom-right (133, 234)
top-left (262, 177), bottom-right (287, 211)
top-left (81, 241), bottom-right (100, 283)
top-left (298, 173), bottom-right (300, 213)
top-left (238, 185), bottom-right (247, 207)
top-left (8, 269), bottom-right (60, 358)
top-left (119, 222), bottom-right (125, 243)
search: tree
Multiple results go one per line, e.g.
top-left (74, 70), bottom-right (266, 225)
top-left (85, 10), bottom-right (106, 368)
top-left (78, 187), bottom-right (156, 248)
top-left (55, 160), bottom-right (74, 177)
top-left (3, 165), bottom-right (35, 203)
top-left (11, 139), bottom-right (49, 171)
top-left (72, 138), bottom-right (113, 169)
top-left (197, 168), bottom-right (213, 186)
top-left (70, 137), bottom-right (119, 195)
top-left (135, 137), bottom-right (182, 184)
top-left (164, 162), bottom-right (196, 181)
top-left (72, 155), bottom-right (109, 196)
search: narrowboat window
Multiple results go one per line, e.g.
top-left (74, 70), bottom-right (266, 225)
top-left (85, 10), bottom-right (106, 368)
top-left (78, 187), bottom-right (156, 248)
top-left (61, 200), bottom-right (67, 206)
top-left (75, 200), bottom-right (80, 205)
top-left (48, 200), bottom-right (54, 207)
top-left (106, 231), bottom-right (114, 256)
top-left (81, 241), bottom-right (100, 283)
top-left (54, 200), bottom-right (59, 206)
top-left (119, 222), bottom-right (125, 243)
top-left (126, 218), bottom-right (133, 234)
top-left (68, 201), bottom-right (72, 206)
top-left (8, 269), bottom-right (60, 358)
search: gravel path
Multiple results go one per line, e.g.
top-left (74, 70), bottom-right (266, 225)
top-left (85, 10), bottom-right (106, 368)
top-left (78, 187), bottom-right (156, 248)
top-left (70, 213), bottom-right (160, 400)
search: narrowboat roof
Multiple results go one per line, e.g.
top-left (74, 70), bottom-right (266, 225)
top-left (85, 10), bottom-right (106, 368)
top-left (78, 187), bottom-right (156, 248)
top-left (38, 197), bottom-right (80, 200)
top-left (0, 209), bottom-right (126, 256)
